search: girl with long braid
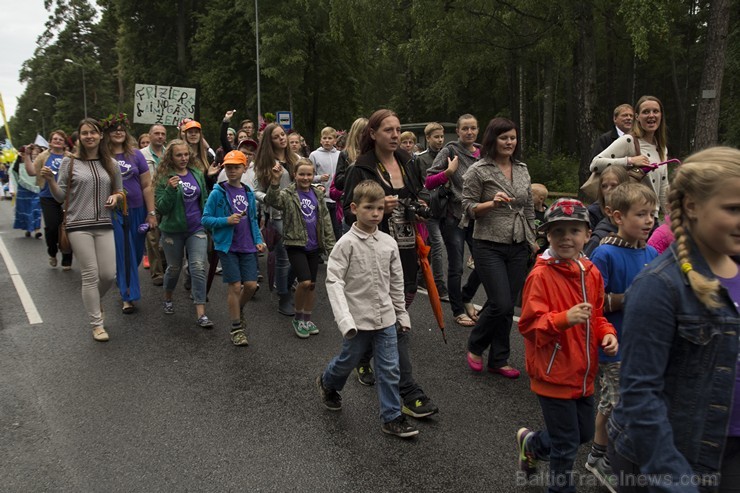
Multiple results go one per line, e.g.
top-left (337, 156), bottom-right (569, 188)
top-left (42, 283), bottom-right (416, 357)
top-left (607, 147), bottom-right (740, 492)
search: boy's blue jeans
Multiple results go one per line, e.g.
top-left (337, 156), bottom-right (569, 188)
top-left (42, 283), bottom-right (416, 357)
top-left (160, 230), bottom-right (208, 304)
top-left (322, 325), bottom-right (402, 424)
top-left (527, 395), bottom-right (595, 493)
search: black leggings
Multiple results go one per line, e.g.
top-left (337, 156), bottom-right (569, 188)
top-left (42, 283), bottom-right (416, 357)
top-left (286, 247), bottom-right (320, 282)
top-left (40, 197), bottom-right (73, 266)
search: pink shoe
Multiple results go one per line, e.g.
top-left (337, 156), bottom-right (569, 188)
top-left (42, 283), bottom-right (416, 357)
top-left (466, 352), bottom-right (483, 372)
top-left (489, 366), bottom-right (521, 379)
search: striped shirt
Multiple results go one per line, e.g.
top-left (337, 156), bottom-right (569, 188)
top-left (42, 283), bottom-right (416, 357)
top-left (52, 157), bottom-right (123, 232)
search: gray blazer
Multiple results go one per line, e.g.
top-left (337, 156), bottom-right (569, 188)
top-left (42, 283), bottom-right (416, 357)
top-left (461, 158), bottom-right (536, 246)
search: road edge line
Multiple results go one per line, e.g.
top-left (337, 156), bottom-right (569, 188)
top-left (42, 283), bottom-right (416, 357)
top-left (0, 236), bottom-right (43, 324)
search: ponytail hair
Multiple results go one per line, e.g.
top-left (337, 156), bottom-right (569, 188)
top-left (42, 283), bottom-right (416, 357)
top-left (669, 146), bottom-right (740, 309)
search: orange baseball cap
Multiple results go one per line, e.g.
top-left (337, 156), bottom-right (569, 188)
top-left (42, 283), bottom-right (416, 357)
top-left (223, 150), bottom-right (247, 166)
top-left (182, 120), bottom-right (201, 132)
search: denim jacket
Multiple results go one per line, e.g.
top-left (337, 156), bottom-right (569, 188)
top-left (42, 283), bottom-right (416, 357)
top-left (608, 239), bottom-right (739, 492)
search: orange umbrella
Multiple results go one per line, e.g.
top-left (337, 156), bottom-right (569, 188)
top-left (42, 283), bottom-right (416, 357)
top-left (416, 227), bottom-right (447, 344)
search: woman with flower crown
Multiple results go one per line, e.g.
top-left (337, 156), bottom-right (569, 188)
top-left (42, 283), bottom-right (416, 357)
top-left (102, 113), bottom-right (157, 314)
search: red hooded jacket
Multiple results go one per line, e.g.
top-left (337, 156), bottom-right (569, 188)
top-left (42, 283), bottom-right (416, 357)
top-left (518, 252), bottom-right (616, 399)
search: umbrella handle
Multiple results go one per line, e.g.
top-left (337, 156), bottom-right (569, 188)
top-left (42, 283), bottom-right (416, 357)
top-left (117, 191), bottom-right (128, 216)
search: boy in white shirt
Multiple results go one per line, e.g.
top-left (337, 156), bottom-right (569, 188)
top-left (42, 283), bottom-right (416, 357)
top-left (317, 180), bottom-right (418, 438)
top-left (309, 127), bottom-right (342, 240)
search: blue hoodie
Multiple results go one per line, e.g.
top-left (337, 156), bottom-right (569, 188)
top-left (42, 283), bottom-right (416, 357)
top-left (201, 182), bottom-right (263, 253)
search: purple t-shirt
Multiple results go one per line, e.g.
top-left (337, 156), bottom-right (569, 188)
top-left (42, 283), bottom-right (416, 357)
top-left (718, 268), bottom-right (740, 437)
top-left (115, 150), bottom-right (149, 209)
top-left (180, 171), bottom-right (203, 235)
top-left (224, 183), bottom-right (256, 253)
top-left (298, 188), bottom-right (319, 251)
top-left (39, 153), bottom-right (64, 198)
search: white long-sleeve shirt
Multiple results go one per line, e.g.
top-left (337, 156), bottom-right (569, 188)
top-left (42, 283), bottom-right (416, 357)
top-left (309, 147), bottom-right (339, 203)
top-left (325, 224), bottom-right (410, 337)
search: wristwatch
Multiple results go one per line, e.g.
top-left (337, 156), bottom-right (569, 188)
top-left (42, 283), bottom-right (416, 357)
top-left (148, 211), bottom-right (156, 217)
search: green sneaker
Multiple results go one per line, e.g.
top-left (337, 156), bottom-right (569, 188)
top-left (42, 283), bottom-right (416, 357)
top-left (292, 319), bottom-right (310, 339)
top-left (230, 329), bottom-right (249, 346)
top-left (305, 321), bottom-right (319, 335)
top-left (517, 427), bottom-right (538, 476)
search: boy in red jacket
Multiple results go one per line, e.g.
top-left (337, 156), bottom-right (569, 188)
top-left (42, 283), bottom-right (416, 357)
top-left (516, 198), bottom-right (618, 493)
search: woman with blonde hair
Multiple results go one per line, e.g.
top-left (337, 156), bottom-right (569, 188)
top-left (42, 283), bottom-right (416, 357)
top-left (330, 117), bottom-right (368, 235)
top-left (608, 146), bottom-right (740, 492)
top-left (155, 139), bottom-right (213, 328)
top-left (591, 95), bottom-right (670, 218)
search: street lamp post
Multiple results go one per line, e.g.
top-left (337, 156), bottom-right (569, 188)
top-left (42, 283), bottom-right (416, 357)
top-left (28, 118), bottom-right (38, 138)
top-left (255, 0), bottom-right (261, 121)
top-left (43, 92), bottom-right (58, 102)
top-left (64, 58), bottom-right (87, 118)
top-left (32, 108), bottom-right (46, 137)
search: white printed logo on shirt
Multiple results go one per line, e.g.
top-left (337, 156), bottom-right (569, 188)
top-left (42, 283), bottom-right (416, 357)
top-left (49, 157), bottom-right (62, 176)
top-left (300, 197), bottom-right (316, 218)
top-left (232, 194), bottom-right (248, 214)
top-left (182, 181), bottom-right (198, 201)
top-left (117, 159), bottom-right (133, 178)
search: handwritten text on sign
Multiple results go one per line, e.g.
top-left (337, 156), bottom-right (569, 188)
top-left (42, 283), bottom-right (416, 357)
top-left (133, 84), bottom-right (196, 126)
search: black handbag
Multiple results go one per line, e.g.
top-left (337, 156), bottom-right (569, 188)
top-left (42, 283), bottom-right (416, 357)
top-left (427, 146), bottom-right (455, 218)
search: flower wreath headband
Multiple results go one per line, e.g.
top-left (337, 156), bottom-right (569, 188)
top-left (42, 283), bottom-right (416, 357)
top-left (101, 113), bottom-right (131, 131)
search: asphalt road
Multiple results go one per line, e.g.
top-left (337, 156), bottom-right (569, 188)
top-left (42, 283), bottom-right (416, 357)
top-left (0, 199), bottom-right (609, 492)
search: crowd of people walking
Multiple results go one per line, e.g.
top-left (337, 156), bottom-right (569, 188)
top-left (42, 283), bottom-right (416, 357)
top-left (3, 97), bottom-right (739, 492)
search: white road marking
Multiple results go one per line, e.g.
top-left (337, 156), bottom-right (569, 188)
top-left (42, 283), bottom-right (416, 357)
top-left (0, 236), bottom-right (43, 324)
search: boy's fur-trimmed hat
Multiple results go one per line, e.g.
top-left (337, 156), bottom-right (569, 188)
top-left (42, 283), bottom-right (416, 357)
top-left (538, 198), bottom-right (589, 232)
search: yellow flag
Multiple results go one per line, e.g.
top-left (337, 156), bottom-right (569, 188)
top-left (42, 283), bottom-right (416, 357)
top-left (0, 92), bottom-right (11, 143)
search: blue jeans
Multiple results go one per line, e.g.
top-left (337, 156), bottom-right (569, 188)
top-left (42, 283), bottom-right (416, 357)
top-left (441, 218), bottom-right (481, 317)
top-left (322, 325), bottom-right (402, 423)
top-left (160, 230), bottom-right (208, 304)
top-left (426, 218), bottom-right (447, 294)
top-left (527, 396), bottom-right (594, 493)
top-left (467, 240), bottom-right (529, 368)
top-left (271, 219), bottom-right (291, 296)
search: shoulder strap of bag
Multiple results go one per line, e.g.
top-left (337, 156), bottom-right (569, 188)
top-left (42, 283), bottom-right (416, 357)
top-left (62, 158), bottom-right (75, 223)
top-left (631, 134), bottom-right (641, 157)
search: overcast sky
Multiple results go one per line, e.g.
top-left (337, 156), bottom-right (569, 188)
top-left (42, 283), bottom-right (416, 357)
top-left (0, 1), bottom-right (53, 119)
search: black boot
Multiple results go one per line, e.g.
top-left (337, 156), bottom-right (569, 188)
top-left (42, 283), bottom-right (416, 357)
top-left (278, 293), bottom-right (295, 316)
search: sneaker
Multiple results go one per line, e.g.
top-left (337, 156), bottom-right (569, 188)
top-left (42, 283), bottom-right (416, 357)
top-left (184, 277), bottom-right (191, 290)
top-left (230, 329), bottom-right (249, 346)
top-left (356, 365), bottom-right (375, 386)
top-left (516, 427), bottom-right (538, 476)
top-left (381, 415), bottom-right (419, 438)
top-left (402, 396), bottom-right (439, 418)
top-left (439, 291), bottom-right (450, 302)
top-left (585, 455), bottom-right (618, 493)
top-left (196, 315), bottom-right (214, 329)
top-left (163, 300), bottom-right (174, 315)
top-left (316, 375), bottom-right (342, 411)
top-left (292, 319), bottom-right (310, 339)
top-left (49, 256), bottom-right (58, 267)
top-left (305, 321), bottom-right (319, 335)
